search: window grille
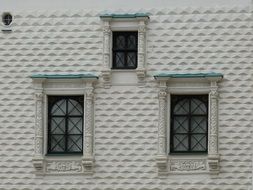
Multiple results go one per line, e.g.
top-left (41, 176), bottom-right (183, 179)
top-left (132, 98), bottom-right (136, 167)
top-left (112, 31), bottom-right (138, 69)
top-left (170, 95), bottom-right (208, 153)
top-left (48, 96), bottom-right (84, 154)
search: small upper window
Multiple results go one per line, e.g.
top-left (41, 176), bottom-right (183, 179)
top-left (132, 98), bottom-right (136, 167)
top-left (2, 13), bottom-right (12, 26)
top-left (112, 31), bottom-right (138, 69)
top-left (170, 95), bottom-right (208, 153)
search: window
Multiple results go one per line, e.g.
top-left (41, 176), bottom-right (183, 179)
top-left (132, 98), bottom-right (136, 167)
top-left (100, 14), bottom-right (149, 87)
top-left (170, 95), bottom-right (208, 153)
top-left (48, 96), bottom-right (84, 154)
top-left (31, 74), bottom-right (98, 175)
top-left (112, 32), bottom-right (138, 69)
top-left (154, 72), bottom-right (223, 175)
top-left (2, 13), bottom-right (12, 26)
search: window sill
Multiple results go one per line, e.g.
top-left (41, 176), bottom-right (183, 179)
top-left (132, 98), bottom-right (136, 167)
top-left (33, 155), bottom-right (94, 176)
top-left (156, 154), bottom-right (219, 176)
top-left (102, 68), bottom-right (146, 87)
top-left (46, 153), bottom-right (83, 156)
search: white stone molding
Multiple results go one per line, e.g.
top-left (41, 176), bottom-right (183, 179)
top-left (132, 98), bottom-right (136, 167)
top-left (207, 80), bottom-right (220, 175)
top-left (136, 20), bottom-right (147, 84)
top-left (100, 14), bottom-right (149, 87)
top-left (46, 160), bottom-right (82, 174)
top-left (154, 74), bottom-right (223, 175)
top-left (31, 76), bottom-right (97, 175)
top-left (170, 159), bottom-right (206, 172)
top-left (82, 83), bottom-right (95, 174)
top-left (32, 79), bottom-right (45, 175)
top-left (101, 21), bottom-right (112, 88)
top-left (156, 81), bottom-right (168, 175)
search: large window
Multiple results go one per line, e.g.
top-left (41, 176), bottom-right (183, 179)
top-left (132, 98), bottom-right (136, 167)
top-left (154, 72), bottom-right (223, 174)
top-left (170, 95), bottom-right (208, 153)
top-left (48, 96), bottom-right (84, 154)
top-left (112, 31), bottom-right (138, 69)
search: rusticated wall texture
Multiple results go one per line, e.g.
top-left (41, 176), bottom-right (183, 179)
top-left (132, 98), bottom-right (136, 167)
top-left (0, 5), bottom-right (252, 190)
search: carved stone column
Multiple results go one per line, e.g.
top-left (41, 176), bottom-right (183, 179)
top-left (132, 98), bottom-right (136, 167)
top-left (82, 83), bottom-right (95, 173)
top-left (137, 20), bottom-right (146, 84)
top-left (101, 21), bottom-right (111, 88)
top-left (208, 81), bottom-right (220, 174)
top-left (32, 91), bottom-right (44, 173)
top-left (156, 81), bottom-right (168, 175)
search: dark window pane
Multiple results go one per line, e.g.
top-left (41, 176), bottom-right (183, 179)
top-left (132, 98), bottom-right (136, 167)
top-left (191, 98), bottom-right (207, 114)
top-left (68, 117), bottom-right (83, 134)
top-left (116, 35), bottom-right (125, 49)
top-left (127, 35), bottom-right (137, 49)
top-left (115, 52), bottom-right (125, 67)
top-left (173, 99), bottom-right (189, 114)
top-left (127, 52), bottom-right (136, 68)
top-left (51, 99), bottom-right (66, 116)
top-left (173, 135), bottom-right (188, 151)
top-left (50, 135), bottom-right (65, 152)
top-left (191, 134), bottom-right (207, 151)
top-left (173, 116), bottom-right (188, 133)
top-left (67, 135), bottom-right (83, 152)
top-left (191, 116), bottom-right (207, 133)
top-left (68, 99), bottom-right (83, 116)
top-left (51, 117), bottom-right (65, 134)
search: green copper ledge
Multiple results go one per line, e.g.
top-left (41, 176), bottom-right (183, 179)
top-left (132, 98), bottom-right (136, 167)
top-left (31, 73), bottom-right (98, 79)
top-left (100, 13), bottom-right (149, 19)
top-left (154, 72), bottom-right (223, 79)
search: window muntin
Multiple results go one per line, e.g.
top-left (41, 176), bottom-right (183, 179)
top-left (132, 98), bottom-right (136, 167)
top-left (170, 95), bottom-right (208, 153)
top-left (112, 31), bottom-right (138, 69)
top-left (48, 96), bottom-right (84, 154)
top-left (2, 13), bottom-right (12, 26)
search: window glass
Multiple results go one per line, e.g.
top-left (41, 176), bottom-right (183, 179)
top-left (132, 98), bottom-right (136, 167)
top-left (112, 32), bottom-right (138, 69)
top-left (48, 96), bottom-right (84, 154)
top-left (171, 95), bottom-right (208, 153)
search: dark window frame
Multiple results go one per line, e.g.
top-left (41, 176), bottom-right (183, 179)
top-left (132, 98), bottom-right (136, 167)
top-left (47, 96), bottom-right (84, 155)
top-left (170, 95), bottom-right (208, 154)
top-left (112, 31), bottom-right (138, 69)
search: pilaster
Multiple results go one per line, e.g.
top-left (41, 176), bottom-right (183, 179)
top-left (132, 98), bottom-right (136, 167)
top-left (32, 79), bottom-right (45, 174)
top-left (208, 81), bottom-right (220, 174)
top-left (156, 81), bottom-right (168, 175)
top-left (137, 20), bottom-right (147, 84)
top-left (82, 82), bottom-right (95, 173)
top-left (102, 21), bottom-right (111, 88)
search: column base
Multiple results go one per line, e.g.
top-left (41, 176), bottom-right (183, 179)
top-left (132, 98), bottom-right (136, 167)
top-left (208, 154), bottom-right (220, 175)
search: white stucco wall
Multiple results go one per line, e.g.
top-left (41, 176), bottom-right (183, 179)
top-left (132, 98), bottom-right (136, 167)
top-left (0, 1), bottom-right (252, 190)
top-left (0, 0), bottom-right (251, 11)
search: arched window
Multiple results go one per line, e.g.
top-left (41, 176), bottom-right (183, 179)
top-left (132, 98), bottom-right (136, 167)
top-left (170, 95), bottom-right (208, 153)
top-left (48, 96), bottom-right (84, 154)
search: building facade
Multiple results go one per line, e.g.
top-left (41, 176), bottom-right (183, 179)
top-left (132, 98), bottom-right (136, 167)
top-left (0, 0), bottom-right (252, 189)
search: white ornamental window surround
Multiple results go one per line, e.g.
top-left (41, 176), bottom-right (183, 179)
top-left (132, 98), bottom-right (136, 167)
top-left (154, 72), bottom-right (223, 175)
top-left (100, 13), bottom-right (149, 88)
top-left (31, 73), bottom-right (98, 175)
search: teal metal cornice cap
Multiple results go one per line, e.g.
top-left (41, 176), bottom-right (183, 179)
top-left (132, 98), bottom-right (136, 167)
top-left (154, 72), bottom-right (223, 79)
top-left (31, 73), bottom-right (98, 79)
top-left (100, 13), bottom-right (149, 19)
